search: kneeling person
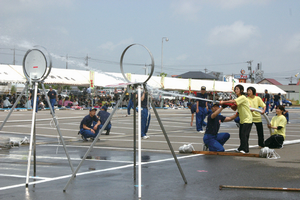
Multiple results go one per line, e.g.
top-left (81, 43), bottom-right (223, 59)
top-left (79, 108), bottom-right (100, 141)
top-left (265, 105), bottom-right (287, 148)
top-left (97, 106), bottom-right (112, 135)
top-left (203, 103), bottom-right (239, 152)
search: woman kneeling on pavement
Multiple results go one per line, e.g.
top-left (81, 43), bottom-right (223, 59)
top-left (264, 105), bottom-right (287, 148)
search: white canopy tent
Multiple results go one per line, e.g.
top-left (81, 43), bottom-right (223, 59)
top-left (0, 64), bottom-right (286, 94)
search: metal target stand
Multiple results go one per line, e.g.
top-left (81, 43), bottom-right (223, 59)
top-left (0, 46), bottom-right (75, 187)
top-left (63, 44), bottom-right (187, 199)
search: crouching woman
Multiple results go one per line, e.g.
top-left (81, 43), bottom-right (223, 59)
top-left (265, 105), bottom-right (287, 148)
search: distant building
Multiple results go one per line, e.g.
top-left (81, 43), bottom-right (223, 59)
top-left (174, 71), bottom-right (216, 80)
top-left (257, 78), bottom-right (282, 85)
top-left (208, 71), bottom-right (223, 81)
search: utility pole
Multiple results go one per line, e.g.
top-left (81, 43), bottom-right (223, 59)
top-left (12, 48), bottom-right (16, 65)
top-left (85, 54), bottom-right (91, 67)
top-left (204, 68), bottom-right (208, 73)
top-left (66, 54), bottom-right (68, 69)
top-left (247, 60), bottom-right (254, 83)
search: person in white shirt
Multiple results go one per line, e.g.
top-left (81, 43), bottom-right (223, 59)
top-left (3, 97), bottom-right (12, 108)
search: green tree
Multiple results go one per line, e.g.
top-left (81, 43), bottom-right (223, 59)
top-left (158, 72), bottom-right (167, 77)
top-left (11, 85), bottom-right (16, 94)
top-left (78, 86), bottom-right (85, 91)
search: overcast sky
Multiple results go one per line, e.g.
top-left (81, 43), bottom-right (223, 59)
top-left (0, 0), bottom-right (300, 85)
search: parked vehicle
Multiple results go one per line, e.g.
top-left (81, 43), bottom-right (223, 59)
top-left (281, 96), bottom-right (292, 106)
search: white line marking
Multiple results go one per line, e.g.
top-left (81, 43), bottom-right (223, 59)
top-left (0, 154), bottom-right (203, 191)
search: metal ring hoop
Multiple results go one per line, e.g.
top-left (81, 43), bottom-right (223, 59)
top-left (120, 43), bottom-right (154, 84)
top-left (22, 46), bottom-right (52, 82)
top-left (23, 49), bottom-right (47, 82)
top-left (34, 45), bottom-right (52, 81)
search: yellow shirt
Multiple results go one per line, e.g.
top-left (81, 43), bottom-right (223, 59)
top-left (271, 115), bottom-right (287, 139)
top-left (235, 95), bottom-right (252, 124)
top-left (247, 96), bottom-right (266, 123)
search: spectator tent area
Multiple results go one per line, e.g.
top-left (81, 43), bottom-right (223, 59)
top-left (0, 64), bottom-right (286, 95)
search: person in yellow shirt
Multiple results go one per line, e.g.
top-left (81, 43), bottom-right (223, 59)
top-left (220, 84), bottom-right (253, 153)
top-left (265, 105), bottom-right (287, 148)
top-left (247, 87), bottom-right (266, 148)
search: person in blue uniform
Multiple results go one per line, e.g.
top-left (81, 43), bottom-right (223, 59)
top-left (79, 108), bottom-right (100, 141)
top-left (203, 103), bottom-right (239, 152)
top-left (187, 102), bottom-right (197, 127)
top-left (141, 90), bottom-right (151, 139)
top-left (29, 88), bottom-right (40, 113)
top-left (127, 88), bottom-right (137, 116)
top-left (47, 86), bottom-right (57, 113)
top-left (264, 89), bottom-right (270, 115)
top-left (97, 105), bottom-right (112, 135)
top-left (270, 93), bottom-right (281, 112)
top-left (196, 86), bottom-right (208, 133)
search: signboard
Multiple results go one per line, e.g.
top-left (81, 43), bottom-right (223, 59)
top-left (234, 74), bottom-right (249, 79)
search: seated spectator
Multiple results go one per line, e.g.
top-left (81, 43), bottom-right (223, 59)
top-left (58, 96), bottom-right (63, 108)
top-left (3, 97), bottom-right (12, 108)
top-left (63, 97), bottom-right (73, 108)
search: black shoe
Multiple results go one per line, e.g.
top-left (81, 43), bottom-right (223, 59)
top-left (81, 135), bottom-right (88, 141)
top-left (203, 144), bottom-right (209, 151)
top-left (90, 137), bottom-right (99, 141)
top-left (78, 131), bottom-right (80, 135)
top-left (106, 130), bottom-right (110, 135)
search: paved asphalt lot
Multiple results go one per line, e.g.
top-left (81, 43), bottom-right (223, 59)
top-left (0, 107), bottom-right (300, 200)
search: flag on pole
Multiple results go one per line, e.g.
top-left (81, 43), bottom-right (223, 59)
top-left (90, 71), bottom-right (94, 89)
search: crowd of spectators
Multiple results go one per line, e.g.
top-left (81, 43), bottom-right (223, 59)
top-left (0, 90), bottom-right (194, 110)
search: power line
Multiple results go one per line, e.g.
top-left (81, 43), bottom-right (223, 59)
top-left (163, 61), bottom-right (247, 68)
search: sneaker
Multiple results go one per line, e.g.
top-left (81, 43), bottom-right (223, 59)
top-left (239, 150), bottom-right (246, 154)
top-left (203, 144), bottom-right (209, 151)
top-left (287, 121), bottom-right (290, 124)
top-left (106, 129), bottom-right (110, 135)
top-left (198, 130), bottom-right (205, 134)
top-left (78, 131), bottom-right (80, 135)
top-left (142, 136), bottom-right (149, 140)
top-left (81, 135), bottom-right (88, 141)
top-left (234, 148), bottom-right (240, 152)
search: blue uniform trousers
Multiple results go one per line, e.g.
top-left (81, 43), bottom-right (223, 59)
top-left (31, 97), bottom-right (39, 113)
top-left (284, 112), bottom-right (289, 122)
top-left (196, 107), bottom-right (207, 131)
top-left (203, 133), bottom-right (230, 152)
top-left (80, 121), bottom-right (100, 139)
top-left (270, 101), bottom-right (279, 112)
top-left (141, 108), bottom-right (151, 137)
top-left (99, 123), bottom-right (111, 131)
top-left (265, 101), bottom-right (269, 114)
top-left (127, 99), bottom-right (134, 115)
top-left (50, 98), bottom-right (56, 113)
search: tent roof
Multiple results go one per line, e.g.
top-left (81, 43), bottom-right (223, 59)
top-left (0, 65), bottom-right (286, 94)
